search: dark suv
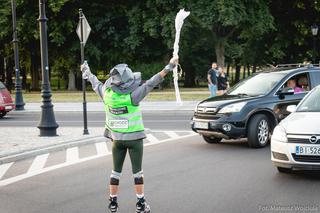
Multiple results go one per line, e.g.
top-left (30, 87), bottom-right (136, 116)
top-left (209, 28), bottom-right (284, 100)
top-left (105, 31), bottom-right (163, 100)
top-left (191, 65), bottom-right (320, 148)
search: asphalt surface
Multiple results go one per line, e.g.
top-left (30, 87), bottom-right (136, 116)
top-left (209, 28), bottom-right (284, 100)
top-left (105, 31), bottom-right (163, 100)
top-left (0, 111), bottom-right (194, 130)
top-left (1, 134), bottom-right (320, 213)
top-left (1, 110), bottom-right (320, 213)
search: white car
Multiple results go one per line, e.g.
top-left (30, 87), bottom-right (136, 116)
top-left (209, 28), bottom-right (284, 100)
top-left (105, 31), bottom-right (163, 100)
top-left (271, 85), bottom-right (320, 172)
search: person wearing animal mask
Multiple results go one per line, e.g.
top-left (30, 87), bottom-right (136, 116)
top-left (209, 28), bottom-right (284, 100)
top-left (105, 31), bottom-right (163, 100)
top-left (81, 56), bottom-right (178, 213)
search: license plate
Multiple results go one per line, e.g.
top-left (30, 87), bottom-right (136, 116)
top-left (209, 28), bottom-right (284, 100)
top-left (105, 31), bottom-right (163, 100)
top-left (296, 146), bottom-right (320, 156)
top-left (194, 121), bottom-right (209, 129)
top-left (5, 106), bottom-right (12, 110)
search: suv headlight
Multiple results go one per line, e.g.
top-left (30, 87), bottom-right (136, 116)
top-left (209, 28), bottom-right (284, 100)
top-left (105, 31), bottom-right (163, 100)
top-left (272, 125), bottom-right (287, 142)
top-left (218, 102), bottom-right (247, 114)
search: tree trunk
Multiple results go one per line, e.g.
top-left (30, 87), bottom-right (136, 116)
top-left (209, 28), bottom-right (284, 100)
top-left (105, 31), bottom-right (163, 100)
top-left (226, 64), bottom-right (230, 77)
top-left (68, 70), bottom-right (76, 91)
top-left (247, 65), bottom-right (250, 76)
top-left (252, 64), bottom-right (257, 73)
top-left (235, 59), bottom-right (241, 83)
top-left (5, 57), bottom-right (13, 91)
top-left (22, 68), bottom-right (27, 90)
top-left (183, 66), bottom-right (195, 87)
top-left (30, 43), bottom-right (40, 91)
top-left (0, 56), bottom-right (4, 82)
top-left (242, 66), bottom-right (246, 79)
top-left (215, 41), bottom-right (225, 68)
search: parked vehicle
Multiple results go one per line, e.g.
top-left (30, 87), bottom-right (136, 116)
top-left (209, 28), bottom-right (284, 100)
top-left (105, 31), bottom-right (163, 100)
top-left (271, 85), bottom-right (320, 172)
top-left (0, 81), bottom-right (15, 118)
top-left (191, 64), bottom-right (320, 148)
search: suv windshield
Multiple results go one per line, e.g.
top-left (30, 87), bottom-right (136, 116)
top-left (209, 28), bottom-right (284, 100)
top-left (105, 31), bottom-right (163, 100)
top-left (296, 87), bottom-right (320, 112)
top-left (228, 72), bottom-right (286, 96)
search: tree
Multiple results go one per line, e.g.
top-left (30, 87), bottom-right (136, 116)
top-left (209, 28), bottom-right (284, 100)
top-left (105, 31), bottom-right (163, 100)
top-left (182, 0), bottom-right (274, 68)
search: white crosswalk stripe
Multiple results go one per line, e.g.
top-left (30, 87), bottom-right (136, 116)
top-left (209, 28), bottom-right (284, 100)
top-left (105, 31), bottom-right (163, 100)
top-left (0, 131), bottom-right (196, 187)
top-left (0, 162), bottom-right (13, 180)
top-left (164, 131), bottom-right (180, 139)
top-left (28, 153), bottom-right (49, 173)
top-left (146, 134), bottom-right (159, 143)
top-left (95, 142), bottom-right (109, 156)
top-left (66, 147), bottom-right (79, 163)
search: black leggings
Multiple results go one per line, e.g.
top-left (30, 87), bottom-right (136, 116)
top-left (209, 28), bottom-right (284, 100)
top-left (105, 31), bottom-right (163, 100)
top-left (112, 139), bottom-right (143, 174)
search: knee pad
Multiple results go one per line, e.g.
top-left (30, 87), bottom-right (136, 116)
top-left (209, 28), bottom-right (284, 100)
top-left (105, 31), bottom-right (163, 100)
top-left (133, 170), bottom-right (144, 185)
top-left (110, 170), bottom-right (121, 185)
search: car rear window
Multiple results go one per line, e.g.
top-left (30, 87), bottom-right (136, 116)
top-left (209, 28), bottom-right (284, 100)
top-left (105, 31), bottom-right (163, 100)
top-left (0, 82), bottom-right (6, 89)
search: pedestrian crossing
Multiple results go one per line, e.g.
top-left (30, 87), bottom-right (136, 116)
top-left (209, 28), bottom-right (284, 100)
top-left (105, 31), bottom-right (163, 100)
top-left (0, 130), bottom-right (196, 187)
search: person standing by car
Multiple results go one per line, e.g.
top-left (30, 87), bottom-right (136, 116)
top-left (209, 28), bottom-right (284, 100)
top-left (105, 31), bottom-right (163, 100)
top-left (217, 67), bottom-right (229, 95)
top-left (207, 62), bottom-right (218, 97)
top-left (81, 57), bottom-right (178, 213)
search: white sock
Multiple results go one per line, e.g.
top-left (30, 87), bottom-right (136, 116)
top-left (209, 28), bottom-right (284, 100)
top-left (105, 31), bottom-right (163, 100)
top-left (136, 194), bottom-right (144, 199)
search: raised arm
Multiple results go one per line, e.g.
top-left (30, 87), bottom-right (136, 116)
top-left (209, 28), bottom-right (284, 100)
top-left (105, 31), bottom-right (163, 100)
top-left (81, 62), bottom-right (105, 99)
top-left (131, 57), bottom-right (179, 105)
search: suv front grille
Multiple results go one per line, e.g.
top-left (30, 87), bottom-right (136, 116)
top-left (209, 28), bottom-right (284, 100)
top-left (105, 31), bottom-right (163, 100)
top-left (292, 154), bottom-right (320, 163)
top-left (197, 106), bottom-right (218, 114)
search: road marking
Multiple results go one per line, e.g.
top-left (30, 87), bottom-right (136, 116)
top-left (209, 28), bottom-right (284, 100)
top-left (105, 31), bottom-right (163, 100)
top-left (164, 131), bottom-right (180, 139)
top-left (144, 132), bottom-right (197, 147)
top-left (0, 154), bottom-right (106, 187)
top-left (66, 147), bottom-right (79, 163)
top-left (95, 142), bottom-right (109, 156)
top-left (0, 163), bottom-right (13, 180)
top-left (146, 134), bottom-right (159, 143)
top-left (27, 153), bottom-right (49, 173)
top-left (0, 131), bottom-right (197, 187)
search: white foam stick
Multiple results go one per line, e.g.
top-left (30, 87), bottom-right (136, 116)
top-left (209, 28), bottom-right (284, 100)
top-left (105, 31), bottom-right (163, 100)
top-left (173, 9), bottom-right (190, 105)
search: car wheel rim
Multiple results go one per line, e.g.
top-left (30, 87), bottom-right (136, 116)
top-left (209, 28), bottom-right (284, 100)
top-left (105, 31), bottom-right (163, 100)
top-left (258, 119), bottom-right (269, 145)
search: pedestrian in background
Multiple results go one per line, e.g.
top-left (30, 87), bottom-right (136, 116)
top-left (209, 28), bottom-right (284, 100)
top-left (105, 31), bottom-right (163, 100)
top-left (217, 67), bottom-right (229, 95)
top-left (81, 57), bottom-right (179, 213)
top-left (207, 62), bottom-right (218, 97)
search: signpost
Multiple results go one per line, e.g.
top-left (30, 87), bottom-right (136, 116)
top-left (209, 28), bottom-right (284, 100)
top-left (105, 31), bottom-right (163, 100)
top-left (77, 9), bottom-right (91, 135)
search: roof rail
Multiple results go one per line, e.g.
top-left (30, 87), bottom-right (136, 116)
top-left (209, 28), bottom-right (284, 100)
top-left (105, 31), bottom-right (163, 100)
top-left (275, 63), bottom-right (320, 68)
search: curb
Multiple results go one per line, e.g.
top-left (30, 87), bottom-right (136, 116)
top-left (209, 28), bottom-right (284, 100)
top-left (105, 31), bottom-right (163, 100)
top-left (0, 128), bottom-right (152, 165)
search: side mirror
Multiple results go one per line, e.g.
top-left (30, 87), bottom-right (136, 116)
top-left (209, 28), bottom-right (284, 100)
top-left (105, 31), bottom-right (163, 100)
top-left (277, 87), bottom-right (294, 96)
top-left (286, 105), bottom-right (297, 113)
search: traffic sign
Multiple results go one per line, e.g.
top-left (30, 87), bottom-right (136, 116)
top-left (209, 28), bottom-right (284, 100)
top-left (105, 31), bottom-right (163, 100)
top-left (76, 14), bottom-right (91, 46)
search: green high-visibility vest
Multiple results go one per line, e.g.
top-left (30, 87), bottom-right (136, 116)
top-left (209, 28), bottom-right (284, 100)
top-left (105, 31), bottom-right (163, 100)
top-left (103, 88), bottom-right (144, 133)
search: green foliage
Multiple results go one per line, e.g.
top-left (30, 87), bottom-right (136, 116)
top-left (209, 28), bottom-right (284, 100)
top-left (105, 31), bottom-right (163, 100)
top-left (0, 0), bottom-right (319, 90)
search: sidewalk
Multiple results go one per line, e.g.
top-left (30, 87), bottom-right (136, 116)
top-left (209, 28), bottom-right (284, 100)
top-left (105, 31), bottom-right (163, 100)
top-left (0, 101), bottom-right (198, 164)
top-left (19, 101), bottom-right (198, 112)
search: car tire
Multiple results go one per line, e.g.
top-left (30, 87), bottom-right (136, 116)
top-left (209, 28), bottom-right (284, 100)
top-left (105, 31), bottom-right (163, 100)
top-left (247, 114), bottom-right (270, 148)
top-left (277, 167), bottom-right (292, 173)
top-left (0, 111), bottom-right (6, 118)
top-left (202, 136), bottom-right (222, 144)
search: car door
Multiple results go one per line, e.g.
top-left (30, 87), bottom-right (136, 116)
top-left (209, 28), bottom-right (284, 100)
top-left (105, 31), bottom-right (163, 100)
top-left (310, 71), bottom-right (320, 88)
top-left (273, 72), bottom-right (311, 120)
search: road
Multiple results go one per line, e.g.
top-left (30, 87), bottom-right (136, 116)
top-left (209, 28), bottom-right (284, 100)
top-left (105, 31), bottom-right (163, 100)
top-left (0, 110), bottom-right (194, 130)
top-left (1, 111), bottom-right (320, 213)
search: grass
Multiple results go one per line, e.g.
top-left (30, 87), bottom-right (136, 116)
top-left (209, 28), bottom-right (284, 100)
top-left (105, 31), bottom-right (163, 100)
top-left (13, 88), bottom-right (211, 103)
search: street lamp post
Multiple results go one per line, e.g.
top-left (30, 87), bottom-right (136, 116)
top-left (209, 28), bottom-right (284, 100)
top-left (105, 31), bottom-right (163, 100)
top-left (37, 0), bottom-right (59, 136)
top-left (311, 24), bottom-right (318, 64)
top-left (11, 0), bottom-right (25, 110)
